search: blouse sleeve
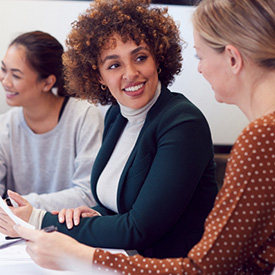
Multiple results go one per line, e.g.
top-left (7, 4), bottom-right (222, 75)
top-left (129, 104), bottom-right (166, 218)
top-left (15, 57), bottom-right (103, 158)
top-left (93, 114), bottom-right (275, 274)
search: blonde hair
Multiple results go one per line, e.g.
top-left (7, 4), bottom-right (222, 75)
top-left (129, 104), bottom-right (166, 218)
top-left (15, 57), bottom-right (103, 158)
top-left (192, 0), bottom-right (275, 68)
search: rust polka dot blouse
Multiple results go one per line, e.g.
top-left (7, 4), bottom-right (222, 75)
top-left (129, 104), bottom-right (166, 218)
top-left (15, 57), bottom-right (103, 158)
top-left (93, 112), bottom-right (275, 274)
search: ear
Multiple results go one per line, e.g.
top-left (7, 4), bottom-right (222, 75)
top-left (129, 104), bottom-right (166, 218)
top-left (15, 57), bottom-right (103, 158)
top-left (225, 45), bottom-right (243, 75)
top-left (42, 75), bottom-right (56, 92)
top-left (97, 75), bottom-right (106, 86)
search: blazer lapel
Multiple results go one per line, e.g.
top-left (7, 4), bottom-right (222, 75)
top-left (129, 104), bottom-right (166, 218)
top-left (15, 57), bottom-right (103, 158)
top-left (91, 111), bottom-right (127, 199)
top-left (116, 86), bottom-right (172, 209)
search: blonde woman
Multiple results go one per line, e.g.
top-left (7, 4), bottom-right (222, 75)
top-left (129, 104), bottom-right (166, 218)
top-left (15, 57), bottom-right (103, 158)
top-left (5, 0), bottom-right (275, 273)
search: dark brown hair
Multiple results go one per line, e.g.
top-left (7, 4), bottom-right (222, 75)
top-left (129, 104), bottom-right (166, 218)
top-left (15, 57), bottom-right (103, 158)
top-left (10, 31), bottom-right (68, 96)
top-left (63, 0), bottom-right (183, 105)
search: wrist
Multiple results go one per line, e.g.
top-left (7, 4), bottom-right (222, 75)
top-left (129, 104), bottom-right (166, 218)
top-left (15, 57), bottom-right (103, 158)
top-left (75, 242), bottom-right (96, 266)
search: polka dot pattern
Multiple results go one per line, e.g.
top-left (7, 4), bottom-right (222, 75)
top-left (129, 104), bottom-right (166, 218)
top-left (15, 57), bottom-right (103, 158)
top-left (93, 113), bottom-right (275, 274)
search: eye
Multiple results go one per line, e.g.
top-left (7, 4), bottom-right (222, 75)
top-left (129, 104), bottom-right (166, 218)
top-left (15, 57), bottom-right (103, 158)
top-left (13, 74), bottom-right (21, 79)
top-left (108, 63), bottom-right (120, 70)
top-left (195, 54), bottom-right (201, 60)
top-left (0, 66), bottom-right (6, 73)
top-left (136, 55), bottom-right (148, 62)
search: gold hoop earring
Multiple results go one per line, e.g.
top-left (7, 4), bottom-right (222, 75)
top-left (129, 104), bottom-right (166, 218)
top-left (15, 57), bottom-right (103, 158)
top-left (101, 84), bottom-right (107, 91)
top-left (157, 67), bottom-right (161, 74)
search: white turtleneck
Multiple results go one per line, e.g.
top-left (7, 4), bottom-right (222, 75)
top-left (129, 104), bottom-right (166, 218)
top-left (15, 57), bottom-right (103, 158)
top-left (96, 82), bottom-right (161, 213)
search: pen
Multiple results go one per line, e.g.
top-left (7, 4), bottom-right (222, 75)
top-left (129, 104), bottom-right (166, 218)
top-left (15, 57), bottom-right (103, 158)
top-left (0, 225), bottom-right (58, 249)
top-left (5, 197), bottom-right (13, 207)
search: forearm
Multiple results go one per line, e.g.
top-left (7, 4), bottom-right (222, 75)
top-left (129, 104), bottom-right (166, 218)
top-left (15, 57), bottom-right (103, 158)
top-left (71, 243), bottom-right (96, 268)
top-left (93, 249), bottom-right (188, 274)
top-left (23, 187), bottom-right (96, 211)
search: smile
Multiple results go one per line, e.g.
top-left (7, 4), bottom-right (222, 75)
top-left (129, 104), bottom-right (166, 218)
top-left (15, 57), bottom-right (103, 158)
top-left (124, 83), bottom-right (144, 92)
top-left (6, 91), bottom-right (18, 95)
top-left (6, 91), bottom-right (19, 98)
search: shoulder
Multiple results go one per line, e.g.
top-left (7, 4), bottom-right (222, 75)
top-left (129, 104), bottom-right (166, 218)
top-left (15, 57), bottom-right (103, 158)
top-left (0, 108), bottom-right (23, 144)
top-left (235, 113), bottom-right (275, 148)
top-left (0, 108), bottom-right (22, 128)
top-left (65, 98), bottom-right (103, 119)
top-left (164, 87), bottom-right (203, 115)
top-left (67, 97), bottom-right (99, 112)
top-left (104, 104), bottom-right (121, 123)
top-left (229, 113), bottom-right (275, 164)
top-left (150, 87), bottom-right (209, 129)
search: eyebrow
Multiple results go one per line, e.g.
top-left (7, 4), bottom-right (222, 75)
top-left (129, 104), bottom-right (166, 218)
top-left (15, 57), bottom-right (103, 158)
top-left (101, 46), bottom-right (149, 64)
top-left (1, 61), bottom-right (24, 74)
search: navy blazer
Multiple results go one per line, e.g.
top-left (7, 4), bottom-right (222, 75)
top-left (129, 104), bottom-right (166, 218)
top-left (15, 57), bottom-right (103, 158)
top-left (43, 86), bottom-right (218, 259)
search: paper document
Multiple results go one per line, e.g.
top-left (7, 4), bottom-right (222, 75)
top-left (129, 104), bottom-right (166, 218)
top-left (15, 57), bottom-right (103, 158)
top-left (0, 197), bottom-right (34, 229)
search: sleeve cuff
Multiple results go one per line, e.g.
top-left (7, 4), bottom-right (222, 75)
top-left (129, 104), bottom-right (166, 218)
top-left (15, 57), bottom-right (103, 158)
top-left (28, 207), bottom-right (47, 229)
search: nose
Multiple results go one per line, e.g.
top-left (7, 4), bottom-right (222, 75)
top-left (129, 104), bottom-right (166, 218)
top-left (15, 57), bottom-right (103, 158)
top-left (123, 63), bottom-right (138, 81)
top-left (0, 70), bottom-right (3, 82)
top-left (0, 72), bottom-right (12, 87)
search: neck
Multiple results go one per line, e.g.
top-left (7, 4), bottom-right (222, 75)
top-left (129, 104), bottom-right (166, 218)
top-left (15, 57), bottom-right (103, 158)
top-left (23, 93), bottom-right (65, 134)
top-left (237, 68), bottom-right (275, 122)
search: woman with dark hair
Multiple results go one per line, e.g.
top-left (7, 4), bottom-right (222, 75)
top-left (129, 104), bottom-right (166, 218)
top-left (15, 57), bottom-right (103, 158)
top-left (10, 0), bottom-right (274, 273)
top-left (0, 0), bottom-right (217, 261)
top-left (0, 31), bottom-right (103, 211)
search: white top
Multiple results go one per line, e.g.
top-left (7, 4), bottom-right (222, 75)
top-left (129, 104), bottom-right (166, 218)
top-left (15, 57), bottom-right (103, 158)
top-left (96, 82), bottom-right (161, 213)
top-left (0, 97), bottom-right (104, 211)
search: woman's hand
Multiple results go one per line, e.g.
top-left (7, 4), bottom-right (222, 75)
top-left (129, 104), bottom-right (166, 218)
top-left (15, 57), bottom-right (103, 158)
top-left (14, 225), bottom-right (95, 271)
top-left (57, 206), bottom-right (100, 229)
top-left (0, 190), bottom-right (33, 237)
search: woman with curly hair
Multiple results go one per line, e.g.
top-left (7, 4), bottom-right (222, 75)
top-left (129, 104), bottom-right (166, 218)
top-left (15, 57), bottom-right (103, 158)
top-left (0, 0), bottom-right (217, 261)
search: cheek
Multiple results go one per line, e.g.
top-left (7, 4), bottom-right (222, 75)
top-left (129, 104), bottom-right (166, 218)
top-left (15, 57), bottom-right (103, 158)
top-left (146, 67), bottom-right (158, 84)
top-left (201, 64), bottom-right (214, 83)
top-left (105, 77), bottom-right (119, 91)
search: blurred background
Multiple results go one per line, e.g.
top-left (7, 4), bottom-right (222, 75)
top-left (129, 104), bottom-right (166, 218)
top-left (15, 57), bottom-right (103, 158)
top-left (0, 0), bottom-right (248, 147)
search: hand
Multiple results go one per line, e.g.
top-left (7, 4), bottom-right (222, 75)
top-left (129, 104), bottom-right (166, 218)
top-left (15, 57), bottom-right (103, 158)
top-left (58, 206), bottom-right (99, 229)
top-left (0, 190), bottom-right (33, 237)
top-left (14, 225), bottom-right (95, 271)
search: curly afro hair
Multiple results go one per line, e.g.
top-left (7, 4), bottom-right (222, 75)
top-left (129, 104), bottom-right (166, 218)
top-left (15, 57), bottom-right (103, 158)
top-left (63, 0), bottom-right (184, 105)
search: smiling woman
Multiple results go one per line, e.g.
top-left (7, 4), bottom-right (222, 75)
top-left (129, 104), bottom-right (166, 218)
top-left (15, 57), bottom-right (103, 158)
top-left (0, 31), bottom-right (103, 211)
top-left (1, 44), bottom-right (57, 109)
top-left (0, 0), bottom-right (217, 261)
top-left (97, 36), bottom-right (159, 110)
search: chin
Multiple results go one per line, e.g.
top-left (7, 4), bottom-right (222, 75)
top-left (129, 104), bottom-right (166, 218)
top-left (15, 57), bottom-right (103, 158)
top-left (213, 91), bottom-right (226, 103)
top-left (214, 95), bottom-right (224, 103)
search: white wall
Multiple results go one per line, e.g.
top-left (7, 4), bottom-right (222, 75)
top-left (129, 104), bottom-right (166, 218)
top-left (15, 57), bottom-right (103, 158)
top-left (0, 0), bottom-right (248, 145)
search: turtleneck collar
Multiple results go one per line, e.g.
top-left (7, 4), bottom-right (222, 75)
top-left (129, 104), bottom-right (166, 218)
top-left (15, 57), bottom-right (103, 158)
top-left (118, 81), bottom-right (161, 123)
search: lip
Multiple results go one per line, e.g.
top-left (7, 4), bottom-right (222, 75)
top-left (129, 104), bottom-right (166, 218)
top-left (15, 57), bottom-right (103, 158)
top-left (123, 82), bottom-right (145, 97)
top-left (5, 90), bottom-right (19, 99)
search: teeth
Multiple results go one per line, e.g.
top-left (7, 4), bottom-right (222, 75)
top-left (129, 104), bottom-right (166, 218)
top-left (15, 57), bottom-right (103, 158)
top-left (6, 91), bottom-right (17, 95)
top-left (125, 83), bottom-right (143, 92)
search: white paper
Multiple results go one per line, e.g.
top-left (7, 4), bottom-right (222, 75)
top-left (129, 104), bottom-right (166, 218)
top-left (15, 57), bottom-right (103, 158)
top-left (0, 197), bottom-right (34, 229)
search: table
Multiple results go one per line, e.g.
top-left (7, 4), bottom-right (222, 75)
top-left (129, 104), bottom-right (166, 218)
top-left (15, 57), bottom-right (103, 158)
top-left (0, 233), bottom-right (125, 274)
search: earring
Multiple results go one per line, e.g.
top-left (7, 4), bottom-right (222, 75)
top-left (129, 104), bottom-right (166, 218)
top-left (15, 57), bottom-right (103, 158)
top-left (101, 84), bottom-right (107, 91)
top-left (157, 67), bottom-right (161, 74)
